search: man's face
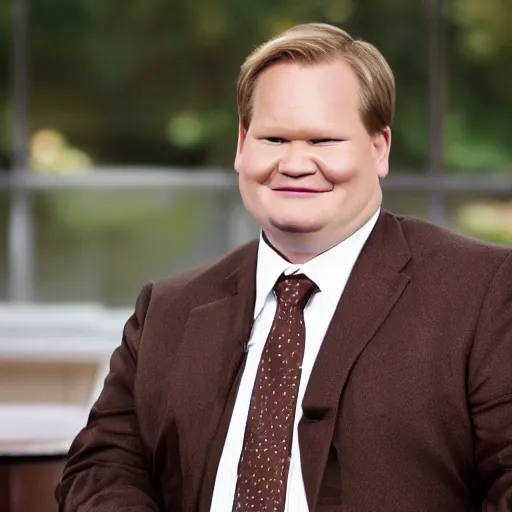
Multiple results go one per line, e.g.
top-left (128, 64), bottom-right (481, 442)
top-left (235, 59), bottom-right (391, 257)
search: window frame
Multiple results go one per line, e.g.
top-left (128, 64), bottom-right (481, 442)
top-left (4, 0), bottom-right (512, 302)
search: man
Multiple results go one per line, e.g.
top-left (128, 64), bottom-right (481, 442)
top-left (57, 23), bottom-right (512, 511)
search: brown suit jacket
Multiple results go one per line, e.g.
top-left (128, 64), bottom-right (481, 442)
top-left (57, 210), bottom-right (512, 511)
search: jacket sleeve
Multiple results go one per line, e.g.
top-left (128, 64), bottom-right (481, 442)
top-left (469, 252), bottom-right (512, 511)
top-left (56, 282), bottom-right (162, 511)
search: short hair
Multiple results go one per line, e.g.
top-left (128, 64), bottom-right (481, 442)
top-left (237, 23), bottom-right (395, 135)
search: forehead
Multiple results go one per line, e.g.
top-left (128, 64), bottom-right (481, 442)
top-left (251, 59), bottom-right (361, 129)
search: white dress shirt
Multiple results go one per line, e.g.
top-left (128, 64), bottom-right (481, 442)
top-left (210, 209), bottom-right (380, 511)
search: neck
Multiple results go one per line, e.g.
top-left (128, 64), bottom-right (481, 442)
top-left (263, 207), bottom-right (379, 265)
top-left (263, 232), bottom-right (338, 264)
top-left (264, 237), bottom-right (326, 265)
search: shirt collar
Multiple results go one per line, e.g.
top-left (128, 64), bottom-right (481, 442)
top-left (254, 208), bottom-right (380, 319)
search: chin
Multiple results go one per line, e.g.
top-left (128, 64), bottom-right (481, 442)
top-left (269, 218), bottom-right (321, 234)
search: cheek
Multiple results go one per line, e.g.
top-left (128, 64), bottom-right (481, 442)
top-left (316, 145), bottom-right (371, 184)
top-left (237, 141), bottom-right (278, 183)
top-left (316, 150), bottom-right (358, 184)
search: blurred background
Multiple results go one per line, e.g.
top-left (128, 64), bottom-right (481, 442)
top-left (0, 0), bottom-right (511, 509)
top-left (0, 0), bottom-right (511, 306)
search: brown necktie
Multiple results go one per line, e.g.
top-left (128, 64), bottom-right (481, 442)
top-left (233, 273), bottom-right (316, 512)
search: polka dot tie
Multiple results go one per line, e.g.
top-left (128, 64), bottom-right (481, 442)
top-left (232, 273), bottom-right (316, 512)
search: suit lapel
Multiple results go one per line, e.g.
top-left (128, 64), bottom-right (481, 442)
top-left (175, 243), bottom-right (258, 511)
top-left (299, 211), bottom-right (412, 510)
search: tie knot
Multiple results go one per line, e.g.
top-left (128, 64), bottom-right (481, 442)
top-left (273, 273), bottom-right (315, 308)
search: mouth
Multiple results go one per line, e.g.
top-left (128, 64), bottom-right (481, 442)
top-left (272, 187), bottom-right (326, 197)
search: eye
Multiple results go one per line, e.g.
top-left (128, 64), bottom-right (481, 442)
top-left (264, 137), bottom-right (287, 144)
top-left (309, 139), bottom-right (342, 145)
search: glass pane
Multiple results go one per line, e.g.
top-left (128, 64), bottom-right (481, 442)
top-left (383, 188), bottom-right (512, 247)
top-left (34, 187), bottom-right (258, 306)
top-left (30, 0), bottom-right (429, 171)
top-left (446, 191), bottom-right (512, 246)
top-left (0, 0), bottom-right (10, 170)
top-left (33, 184), bottom-right (443, 306)
top-left (0, 191), bottom-right (9, 300)
top-left (382, 190), bottom-right (428, 219)
top-left (341, 2), bottom-right (430, 172)
top-left (0, 0), bottom-right (9, 298)
top-left (445, 2), bottom-right (512, 173)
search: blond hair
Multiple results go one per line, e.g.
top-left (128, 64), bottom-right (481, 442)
top-left (237, 23), bottom-right (395, 135)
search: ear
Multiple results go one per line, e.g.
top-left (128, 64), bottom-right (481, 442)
top-left (372, 127), bottom-right (392, 179)
top-left (234, 123), bottom-right (248, 174)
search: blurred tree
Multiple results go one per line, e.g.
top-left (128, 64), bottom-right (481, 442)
top-left (446, 0), bottom-right (512, 171)
top-left (450, 0), bottom-right (512, 57)
top-left (0, 0), bottom-right (511, 304)
top-left (0, 0), bottom-right (508, 172)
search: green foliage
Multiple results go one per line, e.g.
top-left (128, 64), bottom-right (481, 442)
top-left (457, 202), bottom-right (512, 245)
top-left (1, 0), bottom-right (511, 302)
top-left (1, 0), bottom-right (511, 171)
top-left (449, 0), bottom-right (512, 58)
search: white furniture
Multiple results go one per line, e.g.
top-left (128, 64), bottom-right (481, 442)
top-left (0, 303), bottom-right (130, 362)
top-left (0, 404), bottom-right (90, 457)
top-left (0, 303), bottom-right (131, 512)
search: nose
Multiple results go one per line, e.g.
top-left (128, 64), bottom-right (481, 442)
top-left (277, 142), bottom-right (317, 177)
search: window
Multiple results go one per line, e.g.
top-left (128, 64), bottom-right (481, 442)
top-left (2, 0), bottom-right (511, 305)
